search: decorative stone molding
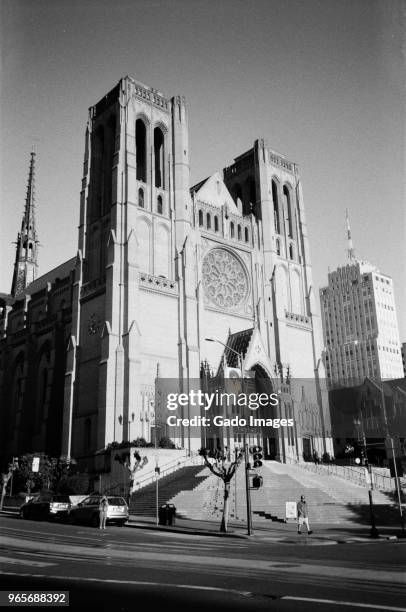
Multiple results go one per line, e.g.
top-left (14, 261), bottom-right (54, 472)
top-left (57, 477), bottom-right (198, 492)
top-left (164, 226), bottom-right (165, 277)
top-left (139, 272), bottom-right (178, 296)
top-left (285, 310), bottom-right (311, 327)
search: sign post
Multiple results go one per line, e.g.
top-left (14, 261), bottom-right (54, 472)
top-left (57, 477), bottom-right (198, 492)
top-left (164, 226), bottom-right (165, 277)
top-left (285, 501), bottom-right (297, 523)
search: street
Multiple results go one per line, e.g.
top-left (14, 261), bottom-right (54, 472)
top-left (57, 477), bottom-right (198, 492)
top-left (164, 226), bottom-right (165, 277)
top-left (0, 515), bottom-right (405, 611)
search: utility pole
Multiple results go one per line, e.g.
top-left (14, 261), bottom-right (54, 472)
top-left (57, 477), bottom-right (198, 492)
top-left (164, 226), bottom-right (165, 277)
top-left (244, 435), bottom-right (253, 535)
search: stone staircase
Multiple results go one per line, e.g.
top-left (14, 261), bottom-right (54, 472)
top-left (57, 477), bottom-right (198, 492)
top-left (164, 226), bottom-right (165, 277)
top-left (253, 461), bottom-right (399, 524)
top-left (166, 460), bottom-right (402, 526)
top-left (129, 465), bottom-right (210, 517)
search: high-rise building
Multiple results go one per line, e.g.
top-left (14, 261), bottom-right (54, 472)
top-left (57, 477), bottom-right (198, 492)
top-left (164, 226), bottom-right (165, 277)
top-left (320, 213), bottom-right (403, 386)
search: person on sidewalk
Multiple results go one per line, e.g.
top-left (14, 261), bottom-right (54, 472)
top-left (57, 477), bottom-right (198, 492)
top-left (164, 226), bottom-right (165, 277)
top-left (99, 495), bottom-right (108, 530)
top-left (297, 495), bottom-right (312, 534)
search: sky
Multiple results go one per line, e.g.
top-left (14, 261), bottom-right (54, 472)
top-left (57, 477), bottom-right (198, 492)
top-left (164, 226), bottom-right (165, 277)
top-left (1, 0), bottom-right (405, 339)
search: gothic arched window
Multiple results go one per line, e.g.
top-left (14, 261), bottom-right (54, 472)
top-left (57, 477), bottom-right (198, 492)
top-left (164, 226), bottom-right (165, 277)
top-left (214, 216), bottom-right (219, 232)
top-left (245, 227), bottom-right (249, 242)
top-left (136, 119), bottom-right (147, 182)
top-left (276, 238), bottom-right (281, 255)
top-left (138, 188), bottom-right (144, 208)
top-left (272, 180), bottom-right (280, 234)
top-left (206, 213), bottom-right (211, 230)
top-left (103, 115), bottom-right (116, 213)
top-left (237, 224), bottom-right (242, 240)
top-left (154, 127), bottom-right (164, 188)
top-left (234, 183), bottom-right (243, 213)
top-left (230, 222), bottom-right (235, 238)
top-left (199, 210), bottom-right (203, 227)
top-left (157, 195), bottom-right (163, 214)
top-left (284, 185), bottom-right (293, 238)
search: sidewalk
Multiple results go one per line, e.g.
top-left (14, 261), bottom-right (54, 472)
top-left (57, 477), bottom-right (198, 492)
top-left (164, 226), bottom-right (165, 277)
top-left (2, 506), bottom-right (404, 544)
top-left (126, 514), bottom-right (406, 544)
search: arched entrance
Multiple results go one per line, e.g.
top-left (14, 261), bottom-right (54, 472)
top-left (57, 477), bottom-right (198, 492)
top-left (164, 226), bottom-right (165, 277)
top-left (249, 364), bottom-right (280, 460)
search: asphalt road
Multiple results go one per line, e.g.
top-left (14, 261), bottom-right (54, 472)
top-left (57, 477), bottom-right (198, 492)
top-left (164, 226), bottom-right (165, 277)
top-left (0, 515), bottom-right (405, 611)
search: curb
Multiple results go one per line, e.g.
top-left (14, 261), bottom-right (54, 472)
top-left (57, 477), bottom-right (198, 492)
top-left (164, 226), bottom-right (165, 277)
top-left (124, 520), bottom-right (404, 544)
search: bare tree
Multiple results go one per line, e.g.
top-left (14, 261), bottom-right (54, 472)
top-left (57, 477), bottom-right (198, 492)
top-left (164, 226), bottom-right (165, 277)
top-left (199, 447), bottom-right (244, 533)
top-left (0, 458), bottom-right (18, 510)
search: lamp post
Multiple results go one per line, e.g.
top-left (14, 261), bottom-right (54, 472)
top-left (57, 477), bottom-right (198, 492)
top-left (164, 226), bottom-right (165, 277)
top-left (353, 414), bottom-right (378, 538)
top-left (205, 337), bottom-right (253, 535)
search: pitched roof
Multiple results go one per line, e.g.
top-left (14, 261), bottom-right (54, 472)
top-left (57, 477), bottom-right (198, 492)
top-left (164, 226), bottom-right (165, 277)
top-left (22, 257), bottom-right (76, 297)
top-left (225, 328), bottom-right (254, 367)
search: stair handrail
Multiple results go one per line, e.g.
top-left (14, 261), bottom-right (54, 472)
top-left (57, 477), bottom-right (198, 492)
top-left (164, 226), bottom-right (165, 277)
top-left (131, 451), bottom-right (203, 493)
top-left (298, 461), bottom-right (399, 491)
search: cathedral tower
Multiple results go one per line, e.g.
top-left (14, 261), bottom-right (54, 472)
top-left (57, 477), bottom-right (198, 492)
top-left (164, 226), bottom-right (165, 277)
top-left (11, 151), bottom-right (39, 297)
top-left (63, 77), bottom-right (192, 459)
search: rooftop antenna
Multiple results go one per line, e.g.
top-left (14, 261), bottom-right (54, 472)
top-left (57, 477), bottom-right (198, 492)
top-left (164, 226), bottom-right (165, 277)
top-left (346, 209), bottom-right (355, 261)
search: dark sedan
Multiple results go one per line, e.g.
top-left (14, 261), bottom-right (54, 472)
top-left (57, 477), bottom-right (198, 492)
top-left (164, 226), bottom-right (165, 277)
top-left (19, 494), bottom-right (71, 521)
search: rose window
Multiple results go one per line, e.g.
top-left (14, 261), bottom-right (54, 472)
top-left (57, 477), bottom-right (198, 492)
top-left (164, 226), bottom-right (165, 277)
top-left (202, 248), bottom-right (248, 309)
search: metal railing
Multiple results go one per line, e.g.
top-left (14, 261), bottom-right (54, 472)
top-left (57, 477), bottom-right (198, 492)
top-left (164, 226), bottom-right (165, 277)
top-left (299, 461), bottom-right (402, 492)
top-left (130, 451), bottom-right (203, 493)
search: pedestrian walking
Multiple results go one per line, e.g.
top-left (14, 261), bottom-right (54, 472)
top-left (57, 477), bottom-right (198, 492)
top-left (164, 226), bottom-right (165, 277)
top-left (297, 494), bottom-right (312, 534)
top-left (99, 495), bottom-right (108, 530)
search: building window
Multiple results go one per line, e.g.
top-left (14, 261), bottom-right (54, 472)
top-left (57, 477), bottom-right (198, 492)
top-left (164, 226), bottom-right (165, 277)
top-left (198, 210), bottom-right (203, 227)
top-left (157, 195), bottom-right (163, 214)
top-left (136, 119), bottom-right (147, 182)
top-left (230, 222), bottom-right (235, 238)
top-left (206, 213), bottom-right (211, 229)
top-left (138, 188), bottom-right (144, 208)
top-left (283, 185), bottom-right (293, 238)
top-left (276, 238), bottom-right (281, 255)
top-left (289, 243), bottom-right (294, 260)
top-left (237, 225), bottom-right (242, 240)
top-left (214, 216), bottom-right (219, 232)
top-left (245, 227), bottom-right (249, 242)
top-left (233, 183), bottom-right (243, 213)
top-left (154, 127), bottom-right (164, 188)
top-left (272, 180), bottom-right (280, 233)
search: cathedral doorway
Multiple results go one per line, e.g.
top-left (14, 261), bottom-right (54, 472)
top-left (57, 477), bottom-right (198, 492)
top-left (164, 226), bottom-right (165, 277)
top-left (249, 364), bottom-right (279, 461)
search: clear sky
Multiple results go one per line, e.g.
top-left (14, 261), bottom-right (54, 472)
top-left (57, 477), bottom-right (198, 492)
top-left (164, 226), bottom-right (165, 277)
top-left (1, 0), bottom-right (405, 339)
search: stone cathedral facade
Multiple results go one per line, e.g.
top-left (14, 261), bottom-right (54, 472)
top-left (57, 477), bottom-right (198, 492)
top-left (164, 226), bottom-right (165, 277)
top-left (0, 76), bottom-right (333, 470)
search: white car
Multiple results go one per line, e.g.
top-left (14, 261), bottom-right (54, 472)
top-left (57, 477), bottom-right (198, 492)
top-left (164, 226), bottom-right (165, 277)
top-left (69, 495), bottom-right (129, 527)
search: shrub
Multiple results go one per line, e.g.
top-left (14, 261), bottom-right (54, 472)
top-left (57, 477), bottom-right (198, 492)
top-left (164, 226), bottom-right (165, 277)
top-left (158, 436), bottom-right (176, 449)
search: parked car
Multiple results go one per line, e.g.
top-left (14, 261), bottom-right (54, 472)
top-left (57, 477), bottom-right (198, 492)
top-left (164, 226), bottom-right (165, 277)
top-left (68, 495), bottom-right (129, 527)
top-left (20, 494), bottom-right (71, 521)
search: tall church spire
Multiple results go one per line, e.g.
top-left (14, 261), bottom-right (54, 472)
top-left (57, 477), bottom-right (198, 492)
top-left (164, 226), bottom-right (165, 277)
top-left (345, 209), bottom-right (355, 261)
top-left (11, 151), bottom-right (39, 297)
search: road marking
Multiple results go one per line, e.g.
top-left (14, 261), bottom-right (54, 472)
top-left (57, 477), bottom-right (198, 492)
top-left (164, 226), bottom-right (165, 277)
top-left (1, 535), bottom-right (404, 586)
top-left (0, 556), bottom-right (54, 568)
top-left (282, 597), bottom-right (406, 611)
top-left (0, 572), bottom-right (252, 597)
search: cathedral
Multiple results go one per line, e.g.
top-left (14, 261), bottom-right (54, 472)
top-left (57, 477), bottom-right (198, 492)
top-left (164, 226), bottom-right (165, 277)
top-left (0, 76), bottom-right (333, 471)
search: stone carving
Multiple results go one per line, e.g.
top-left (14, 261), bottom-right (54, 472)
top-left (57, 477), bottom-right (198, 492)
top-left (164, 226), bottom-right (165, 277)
top-left (202, 248), bottom-right (248, 310)
top-left (87, 313), bottom-right (101, 335)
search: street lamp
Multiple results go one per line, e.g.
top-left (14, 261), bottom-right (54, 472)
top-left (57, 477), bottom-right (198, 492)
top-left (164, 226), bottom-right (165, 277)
top-left (205, 337), bottom-right (253, 535)
top-left (353, 413), bottom-right (378, 538)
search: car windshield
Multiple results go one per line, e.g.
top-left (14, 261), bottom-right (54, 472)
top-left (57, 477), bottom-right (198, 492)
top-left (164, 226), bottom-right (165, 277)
top-left (107, 497), bottom-right (126, 506)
